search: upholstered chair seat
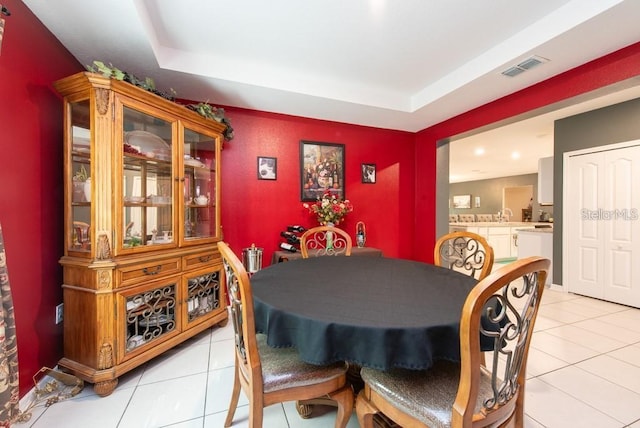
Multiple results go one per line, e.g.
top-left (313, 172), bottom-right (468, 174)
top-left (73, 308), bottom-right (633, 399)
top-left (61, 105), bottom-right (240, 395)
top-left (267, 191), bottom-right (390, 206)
top-left (360, 362), bottom-right (494, 428)
top-left (257, 334), bottom-right (349, 393)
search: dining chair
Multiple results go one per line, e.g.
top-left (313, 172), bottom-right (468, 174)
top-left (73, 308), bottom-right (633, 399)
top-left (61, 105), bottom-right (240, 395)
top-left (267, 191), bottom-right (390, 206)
top-left (434, 231), bottom-right (494, 281)
top-left (299, 225), bottom-right (353, 258)
top-left (356, 256), bottom-right (550, 428)
top-left (217, 242), bottom-right (354, 428)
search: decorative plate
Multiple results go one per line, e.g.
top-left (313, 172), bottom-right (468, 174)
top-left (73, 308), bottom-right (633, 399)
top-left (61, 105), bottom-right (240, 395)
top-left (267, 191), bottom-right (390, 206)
top-left (125, 131), bottom-right (170, 160)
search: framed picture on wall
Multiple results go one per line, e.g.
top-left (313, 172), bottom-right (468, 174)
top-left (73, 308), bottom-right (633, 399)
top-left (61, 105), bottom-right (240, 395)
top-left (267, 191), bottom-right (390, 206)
top-left (257, 156), bottom-right (277, 180)
top-left (300, 140), bottom-right (345, 201)
top-left (453, 194), bottom-right (471, 209)
top-left (361, 163), bottom-right (376, 183)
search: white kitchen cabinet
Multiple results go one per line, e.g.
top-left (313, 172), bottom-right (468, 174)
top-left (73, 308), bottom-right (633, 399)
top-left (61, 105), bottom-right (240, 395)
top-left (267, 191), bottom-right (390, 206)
top-left (447, 222), bottom-right (549, 261)
top-left (487, 226), bottom-right (512, 260)
top-left (538, 156), bottom-right (553, 205)
top-left (517, 230), bottom-right (553, 285)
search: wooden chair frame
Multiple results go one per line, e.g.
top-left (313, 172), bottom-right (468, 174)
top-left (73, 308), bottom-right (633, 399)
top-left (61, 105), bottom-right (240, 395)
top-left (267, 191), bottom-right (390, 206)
top-left (434, 231), bottom-right (494, 281)
top-left (300, 225), bottom-right (353, 258)
top-left (356, 256), bottom-right (550, 428)
top-left (218, 242), bottom-right (354, 428)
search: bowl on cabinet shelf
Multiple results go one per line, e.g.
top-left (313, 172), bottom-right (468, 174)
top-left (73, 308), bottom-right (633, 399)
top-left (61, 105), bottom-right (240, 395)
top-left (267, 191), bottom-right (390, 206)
top-left (194, 195), bottom-right (209, 206)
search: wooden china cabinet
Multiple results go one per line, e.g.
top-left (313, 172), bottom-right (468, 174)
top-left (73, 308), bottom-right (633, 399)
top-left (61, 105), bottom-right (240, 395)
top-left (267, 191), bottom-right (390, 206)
top-left (55, 72), bottom-right (228, 396)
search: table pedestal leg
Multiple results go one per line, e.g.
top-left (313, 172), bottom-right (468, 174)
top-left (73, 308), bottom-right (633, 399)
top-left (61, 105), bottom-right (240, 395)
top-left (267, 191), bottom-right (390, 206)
top-left (293, 364), bottom-right (398, 426)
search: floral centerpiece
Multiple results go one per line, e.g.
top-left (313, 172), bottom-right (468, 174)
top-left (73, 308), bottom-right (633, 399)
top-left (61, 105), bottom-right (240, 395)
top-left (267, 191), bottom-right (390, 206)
top-left (303, 192), bottom-right (353, 226)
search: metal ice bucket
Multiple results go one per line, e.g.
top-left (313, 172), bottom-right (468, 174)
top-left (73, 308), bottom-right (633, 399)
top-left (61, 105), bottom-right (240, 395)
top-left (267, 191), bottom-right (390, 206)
top-left (242, 244), bottom-right (263, 274)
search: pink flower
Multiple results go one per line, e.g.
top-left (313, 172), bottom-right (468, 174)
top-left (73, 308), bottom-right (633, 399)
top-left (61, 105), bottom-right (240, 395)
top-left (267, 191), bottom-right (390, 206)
top-left (303, 193), bottom-right (353, 225)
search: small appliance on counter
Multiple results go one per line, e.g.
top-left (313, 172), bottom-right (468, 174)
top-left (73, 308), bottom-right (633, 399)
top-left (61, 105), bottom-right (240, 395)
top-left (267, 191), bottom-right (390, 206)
top-left (538, 210), bottom-right (551, 222)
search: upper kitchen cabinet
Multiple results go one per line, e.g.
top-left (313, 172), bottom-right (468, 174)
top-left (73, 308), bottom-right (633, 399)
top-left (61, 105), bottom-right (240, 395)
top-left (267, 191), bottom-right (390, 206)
top-left (538, 156), bottom-right (554, 205)
top-left (54, 72), bottom-right (228, 396)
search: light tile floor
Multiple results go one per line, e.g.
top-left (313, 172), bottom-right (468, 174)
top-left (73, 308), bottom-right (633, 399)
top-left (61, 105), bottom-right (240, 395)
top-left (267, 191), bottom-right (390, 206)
top-left (18, 289), bottom-right (640, 427)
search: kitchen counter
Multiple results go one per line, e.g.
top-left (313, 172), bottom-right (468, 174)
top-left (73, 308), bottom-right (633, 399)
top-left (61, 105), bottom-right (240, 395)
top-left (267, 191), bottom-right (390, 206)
top-left (450, 222), bottom-right (549, 227)
top-left (516, 227), bottom-right (553, 233)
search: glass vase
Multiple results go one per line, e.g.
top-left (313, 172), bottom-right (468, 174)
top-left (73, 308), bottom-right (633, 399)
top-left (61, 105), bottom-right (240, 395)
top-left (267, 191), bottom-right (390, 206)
top-left (326, 222), bottom-right (334, 249)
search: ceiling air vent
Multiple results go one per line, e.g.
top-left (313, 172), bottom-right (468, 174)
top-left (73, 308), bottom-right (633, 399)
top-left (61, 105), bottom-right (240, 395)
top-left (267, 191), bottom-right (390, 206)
top-left (502, 66), bottom-right (526, 77)
top-left (501, 55), bottom-right (549, 77)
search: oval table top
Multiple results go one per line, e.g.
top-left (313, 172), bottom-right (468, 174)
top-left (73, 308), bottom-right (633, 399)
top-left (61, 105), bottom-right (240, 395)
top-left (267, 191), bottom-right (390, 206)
top-left (251, 256), bottom-right (478, 370)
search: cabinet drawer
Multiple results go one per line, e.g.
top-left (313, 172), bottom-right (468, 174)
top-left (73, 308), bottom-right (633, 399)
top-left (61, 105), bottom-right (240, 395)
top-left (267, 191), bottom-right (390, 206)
top-left (117, 257), bottom-right (182, 287)
top-left (183, 250), bottom-right (219, 271)
top-left (487, 226), bottom-right (510, 235)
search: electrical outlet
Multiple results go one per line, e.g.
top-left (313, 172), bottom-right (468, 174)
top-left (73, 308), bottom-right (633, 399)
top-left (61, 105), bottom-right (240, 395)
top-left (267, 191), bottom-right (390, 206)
top-left (55, 303), bottom-right (64, 324)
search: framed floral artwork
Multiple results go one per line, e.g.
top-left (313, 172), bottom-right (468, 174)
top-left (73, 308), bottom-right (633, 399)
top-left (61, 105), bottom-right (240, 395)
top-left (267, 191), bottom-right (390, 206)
top-left (257, 156), bottom-right (277, 180)
top-left (300, 141), bottom-right (345, 201)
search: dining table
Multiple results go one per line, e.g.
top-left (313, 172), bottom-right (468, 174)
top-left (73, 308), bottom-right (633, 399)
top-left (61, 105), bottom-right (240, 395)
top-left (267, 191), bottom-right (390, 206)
top-left (251, 255), bottom-right (479, 372)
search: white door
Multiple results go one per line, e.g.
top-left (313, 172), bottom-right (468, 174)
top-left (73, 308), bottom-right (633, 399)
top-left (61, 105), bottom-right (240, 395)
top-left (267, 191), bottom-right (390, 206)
top-left (565, 142), bottom-right (640, 307)
top-left (602, 147), bottom-right (640, 305)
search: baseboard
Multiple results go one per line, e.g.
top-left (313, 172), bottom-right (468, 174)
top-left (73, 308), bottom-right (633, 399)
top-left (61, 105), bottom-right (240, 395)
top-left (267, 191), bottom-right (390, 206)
top-left (549, 283), bottom-right (565, 292)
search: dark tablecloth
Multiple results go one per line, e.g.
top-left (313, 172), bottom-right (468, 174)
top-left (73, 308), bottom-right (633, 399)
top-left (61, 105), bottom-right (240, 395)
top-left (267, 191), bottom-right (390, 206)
top-left (251, 256), bottom-right (477, 370)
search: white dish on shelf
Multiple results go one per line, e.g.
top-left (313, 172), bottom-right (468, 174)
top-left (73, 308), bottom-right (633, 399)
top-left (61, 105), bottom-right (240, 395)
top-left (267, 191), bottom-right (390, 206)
top-left (153, 237), bottom-right (173, 244)
top-left (125, 131), bottom-right (170, 160)
top-left (184, 157), bottom-right (205, 168)
top-left (194, 196), bottom-right (209, 206)
top-left (147, 195), bottom-right (171, 204)
top-left (73, 146), bottom-right (91, 154)
top-left (124, 196), bottom-right (145, 203)
top-left (138, 314), bottom-right (173, 327)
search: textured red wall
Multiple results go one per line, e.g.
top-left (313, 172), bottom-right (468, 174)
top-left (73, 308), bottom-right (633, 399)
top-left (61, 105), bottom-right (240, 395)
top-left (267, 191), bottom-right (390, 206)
top-left (3, 0), bottom-right (640, 401)
top-left (414, 41), bottom-right (640, 262)
top-left (0, 0), bottom-right (83, 397)
top-left (217, 108), bottom-right (416, 265)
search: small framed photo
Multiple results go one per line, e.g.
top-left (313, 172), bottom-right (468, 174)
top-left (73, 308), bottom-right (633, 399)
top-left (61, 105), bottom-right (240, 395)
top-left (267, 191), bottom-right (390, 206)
top-left (361, 163), bottom-right (376, 184)
top-left (453, 194), bottom-right (472, 209)
top-left (257, 156), bottom-right (277, 180)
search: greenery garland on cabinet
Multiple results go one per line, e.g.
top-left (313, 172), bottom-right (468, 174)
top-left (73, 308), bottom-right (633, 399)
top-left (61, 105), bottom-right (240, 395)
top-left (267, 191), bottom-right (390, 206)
top-left (86, 60), bottom-right (234, 141)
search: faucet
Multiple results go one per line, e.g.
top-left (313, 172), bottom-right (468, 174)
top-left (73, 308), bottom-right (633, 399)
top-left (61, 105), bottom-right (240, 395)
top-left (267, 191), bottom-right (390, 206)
top-left (501, 208), bottom-right (513, 222)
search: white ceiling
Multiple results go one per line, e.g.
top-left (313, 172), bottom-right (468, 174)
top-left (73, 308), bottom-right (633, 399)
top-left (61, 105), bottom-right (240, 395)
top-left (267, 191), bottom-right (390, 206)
top-left (449, 81), bottom-right (640, 182)
top-left (24, 0), bottom-right (640, 181)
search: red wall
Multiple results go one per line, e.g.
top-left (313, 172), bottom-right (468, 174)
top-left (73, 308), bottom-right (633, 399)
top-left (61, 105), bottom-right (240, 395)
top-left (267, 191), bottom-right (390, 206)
top-left (217, 109), bottom-right (416, 265)
top-left (0, 0), bottom-right (84, 397)
top-left (414, 40), bottom-right (640, 262)
top-left (2, 0), bottom-right (640, 400)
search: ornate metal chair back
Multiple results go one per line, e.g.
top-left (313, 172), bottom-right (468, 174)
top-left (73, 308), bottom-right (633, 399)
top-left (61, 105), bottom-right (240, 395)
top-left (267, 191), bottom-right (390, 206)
top-left (434, 231), bottom-right (494, 280)
top-left (218, 242), bottom-right (261, 385)
top-left (453, 256), bottom-right (549, 426)
top-left (300, 225), bottom-right (353, 258)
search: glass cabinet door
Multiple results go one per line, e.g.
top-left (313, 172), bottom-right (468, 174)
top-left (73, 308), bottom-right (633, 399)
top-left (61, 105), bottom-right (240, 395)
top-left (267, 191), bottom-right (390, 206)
top-left (122, 107), bottom-right (174, 249)
top-left (182, 127), bottom-right (219, 241)
top-left (69, 100), bottom-right (92, 254)
top-left (185, 268), bottom-right (223, 327)
top-left (123, 282), bottom-right (178, 354)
